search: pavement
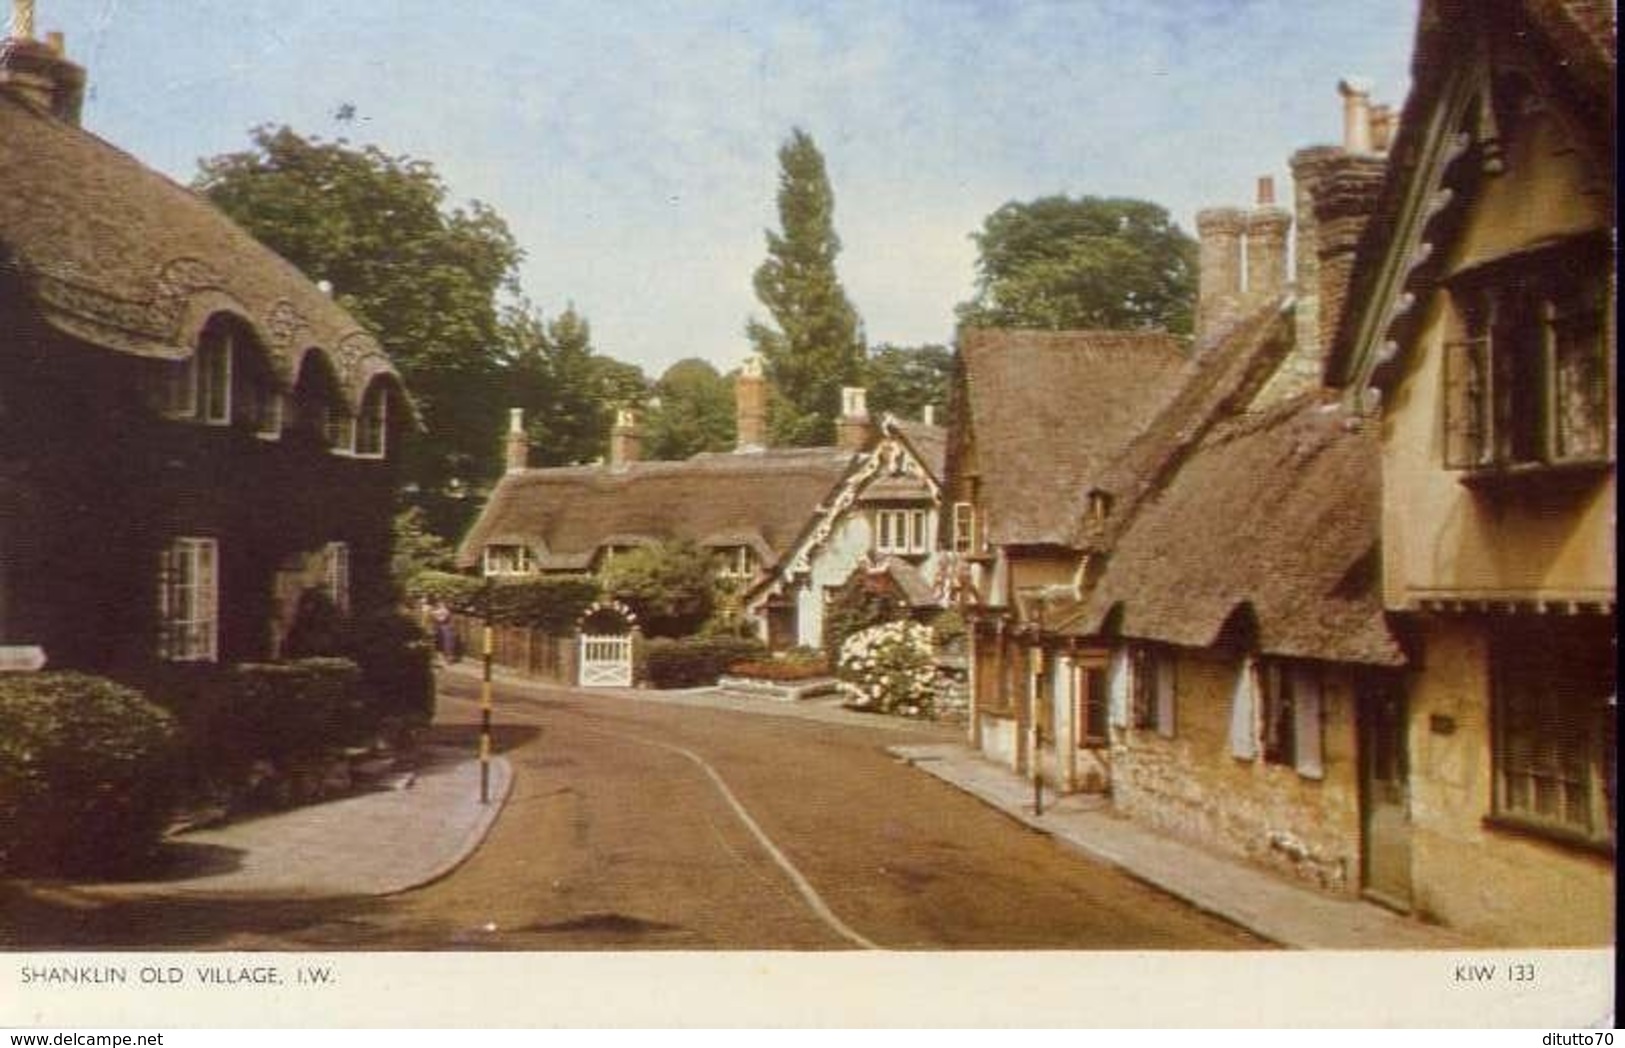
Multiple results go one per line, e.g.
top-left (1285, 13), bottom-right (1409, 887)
top-left (888, 741), bottom-right (1478, 950)
top-left (74, 745), bottom-right (511, 899)
top-left (58, 667), bottom-right (1474, 948)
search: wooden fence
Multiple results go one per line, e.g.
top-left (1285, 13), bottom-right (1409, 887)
top-left (449, 615), bottom-right (577, 683)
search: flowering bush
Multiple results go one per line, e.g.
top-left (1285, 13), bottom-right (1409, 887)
top-left (837, 620), bottom-right (936, 718)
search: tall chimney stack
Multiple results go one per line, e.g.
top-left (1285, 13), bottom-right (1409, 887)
top-left (609, 407), bottom-right (641, 468)
top-left (735, 356), bottom-right (767, 452)
top-left (1244, 175), bottom-right (1292, 301)
top-left (1, 1), bottom-right (87, 123)
top-left (1195, 206), bottom-right (1246, 342)
top-left (836, 387), bottom-right (872, 452)
top-left (504, 408), bottom-right (529, 473)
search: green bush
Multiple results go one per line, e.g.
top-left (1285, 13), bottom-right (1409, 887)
top-left (406, 571), bottom-right (601, 633)
top-left (348, 609), bottom-right (435, 727)
top-left (229, 658), bottom-right (366, 762)
top-left (0, 673), bottom-right (181, 874)
top-left (643, 635), bottom-right (768, 688)
top-left (406, 570), bottom-right (486, 612)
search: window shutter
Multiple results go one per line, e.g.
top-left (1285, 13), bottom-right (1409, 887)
top-left (1108, 648), bottom-right (1130, 729)
top-left (1292, 666), bottom-right (1324, 778)
top-left (1443, 337), bottom-right (1489, 469)
top-left (1229, 657), bottom-right (1258, 760)
top-left (1156, 655), bottom-right (1177, 738)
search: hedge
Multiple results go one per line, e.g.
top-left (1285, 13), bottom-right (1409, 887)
top-left (141, 657), bottom-right (368, 800)
top-left (407, 571), bottom-right (601, 633)
top-left (0, 672), bottom-right (180, 875)
top-left (643, 635), bottom-right (768, 689)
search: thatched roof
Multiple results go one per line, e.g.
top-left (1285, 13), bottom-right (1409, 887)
top-left (1082, 298), bottom-right (1296, 548)
top-left (455, 448), bottom-right (856, 571)
top-left (0, 89), bottom-right (398, 409)
top-left (956, 329), bottom-right (1189, 546)
top-left (1056, 396), bottom-right (1403, 667)
top-left (890, 418), bottom-right (947, 479)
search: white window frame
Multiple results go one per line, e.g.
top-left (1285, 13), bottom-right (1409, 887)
top-left (875, 507), bottom-right (929, 555)
top-left (354, 385), bottom-right (388, 459)
top-left (951, 501), bottom-right (977, 553)
top-left (323, 541), bottom-right (351, 615)
top-left (483, 544), bottom-right (536, 578)
top-left (195, 330), bottom-right (233, 425)
top-left (158, 537), bottom-right (219, 662)
top-left (716, 545), bottom-right (758, 581)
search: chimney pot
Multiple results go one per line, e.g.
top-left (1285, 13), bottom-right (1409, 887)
top-left (504, 408), bottom-right (529, 473)
top-left (45, 30), bottom-right (62, 55)
top-left (1256, 176), bottom-right (1276, 206)
top-left (10, 0), bottom-right (34, 40)
top-left (1338, 77), bottom-right (1375, 153)
top-left (836, 386), bottom-right (873, 451)
top-left (609, 407), bottom-right (641, 468)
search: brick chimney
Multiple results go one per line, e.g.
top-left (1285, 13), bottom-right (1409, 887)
top-left (1244, 176), bottom-right (1292, 301)
top-left (835, 387), bottom-right (872, 452)
top-left (609, 407), bottom-right (641, 468)
top-left (735, 356), bottom-right (767, 452)
top-left (1, 2), bottom-right (86, 124)
top-left (1285, 79), bottom-right (1391, 385)
top-left (504, 408), bottom-right (529, 473)
top-left (1195, 206), bottom-right (1246, 342)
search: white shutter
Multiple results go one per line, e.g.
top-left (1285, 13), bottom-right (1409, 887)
top-left (1292, 666), bottom-right (1324, 778)
top-left (1229, 657), bottom-right (1258, 759)
top-left (1156, 655), bottom-right (1177, 738)
top-left (1108, 648), bottom-right (1130, 729)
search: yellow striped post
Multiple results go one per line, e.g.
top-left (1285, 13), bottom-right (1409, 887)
top-left (480, 621), bottom-right (494, 804)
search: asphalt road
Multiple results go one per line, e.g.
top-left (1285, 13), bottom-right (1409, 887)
top-left (1, 675), bottom-right (1265, 951)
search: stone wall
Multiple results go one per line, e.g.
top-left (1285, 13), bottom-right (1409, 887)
top-left (1109, 648), bottom-right (1363, 895)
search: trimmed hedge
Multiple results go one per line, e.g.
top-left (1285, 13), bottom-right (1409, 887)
top-left (643, 636), bottom-right (767, 689)
top-left (0, 672), bottom-right (180, 874)
top-left (141, 657), bottom-right (368, 801)
top-left (230, 658), bottom-right (367, 761)
top-left (407, 571), bottom-right (600, 633)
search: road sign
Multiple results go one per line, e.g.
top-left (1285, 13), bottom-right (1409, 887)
top-left (0, 646), bottom-right (47, 672)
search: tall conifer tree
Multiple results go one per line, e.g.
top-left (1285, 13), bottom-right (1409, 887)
top-left (747, 129), bottom-right (865, 446)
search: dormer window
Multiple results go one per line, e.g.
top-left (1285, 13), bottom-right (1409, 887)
top-left (875, 507), bottom-right (929, 555)
top-left (1443, 240), bottom-right (1612, 474)
top-left (482, 544), bottom-right (535, 577)
top-left (157, 327), bottom-right (233, 424)
top-left (716, 545), bottom-right (759, 580)
top-left (1083, 490), bottom-right (1114, 536)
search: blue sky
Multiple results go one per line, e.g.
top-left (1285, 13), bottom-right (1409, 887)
top-left (35, 1), bottom-right (1418, 377)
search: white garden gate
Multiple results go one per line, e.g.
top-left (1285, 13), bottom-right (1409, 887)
top-left (578, 633), bottom-right (633, 687)
top-left (575, 600), bottom-right (637, 688)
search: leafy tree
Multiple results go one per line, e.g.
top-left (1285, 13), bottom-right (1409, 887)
top-left (499, 300), bottom-right (649, 467)
top-left (195, 126), bottom-right (523, 535)
top-left (643, 358), bottom-right (736, 460)
top-left (599, 541), bottom-right (718, 638)
top-left (390, 506), bottom-right (455, 590)
top-left (747, 128), bottom-right (866, 446)
top-left (957, 195), bottom-right (1196, 335)
top-left (865, 343), bottom-right (953, 423)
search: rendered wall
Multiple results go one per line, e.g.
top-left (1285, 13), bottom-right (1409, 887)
top-left (1404, 616), bottom-right (1615, 945)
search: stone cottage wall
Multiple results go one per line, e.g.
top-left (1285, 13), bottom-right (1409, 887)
top-left (1109, 648), bottom-right (1363, 895)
